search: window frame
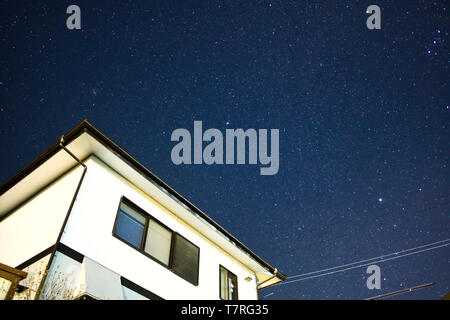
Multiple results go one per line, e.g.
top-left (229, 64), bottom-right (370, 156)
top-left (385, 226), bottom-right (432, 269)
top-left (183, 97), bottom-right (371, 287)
top-left (113, 200), bottom-right (148, 250)
top-left (219, 265), bottom-right (238, 300)
top-left (112, 196), bottom-right (199, 286)
top-left (0, 263), bottom-right (28, 300)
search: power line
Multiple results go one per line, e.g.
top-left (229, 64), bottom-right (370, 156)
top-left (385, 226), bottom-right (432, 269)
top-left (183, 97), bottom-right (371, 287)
top-left (279, 242), bottom-right (450, 285)
top-left (288, 238), bottom-right (450, 280)
top-left (365, 282), bottom-right (436, 300)
top-left (276, 239), bottom-right (450, 286)
top-left (281, 241), bottom-right (450, 285)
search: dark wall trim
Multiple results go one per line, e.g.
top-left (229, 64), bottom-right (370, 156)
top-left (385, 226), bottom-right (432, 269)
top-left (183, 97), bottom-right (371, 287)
top-left (56, 242), bottom-right (84, 263)
top-left (15, 245), bottom-right (55, 270)
top-left (121, 276), bottom-right (164, 300)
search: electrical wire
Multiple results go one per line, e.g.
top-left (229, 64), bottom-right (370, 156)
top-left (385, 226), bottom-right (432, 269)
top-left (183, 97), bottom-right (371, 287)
top-left (275, 239), bottom-right (450, 286)
top-left (287, 238), bottom-right (450, 280)
top-left (365, 282), bottom-right (436, 300)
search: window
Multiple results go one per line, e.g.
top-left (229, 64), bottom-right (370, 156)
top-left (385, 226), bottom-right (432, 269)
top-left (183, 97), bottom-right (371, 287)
top-left (113, 197), bottom-right (199, 285)
top-left (172, 234), bottom-right (200, 286)
top-left (220, 266), bottom-right (238, 300)
top-left (114, 202), bottom-right (146, 249)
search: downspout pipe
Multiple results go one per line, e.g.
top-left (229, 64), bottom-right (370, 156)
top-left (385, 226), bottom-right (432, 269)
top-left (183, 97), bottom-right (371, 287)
top-left (58, 137), bottom-right (87, 169)
top-left (34, 137), bottom-right (87, 300)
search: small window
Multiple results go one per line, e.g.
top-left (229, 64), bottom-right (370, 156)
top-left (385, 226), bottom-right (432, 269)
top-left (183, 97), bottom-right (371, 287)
top-left (172, 234), bottom-right (199, 286)
top-left (144, 219), bottom-right (173, 266)
top-left (113, 202), bottom-right (146, 249)
top-left (220, 266), bottom-right (238, 300)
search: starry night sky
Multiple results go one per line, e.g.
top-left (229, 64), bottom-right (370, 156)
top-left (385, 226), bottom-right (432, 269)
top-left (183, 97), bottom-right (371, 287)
top-left (0, 1), bottom-right (449, 299)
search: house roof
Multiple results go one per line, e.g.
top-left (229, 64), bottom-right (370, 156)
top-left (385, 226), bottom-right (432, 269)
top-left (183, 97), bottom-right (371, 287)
top-left (0, 120), bottom-right (286, 286)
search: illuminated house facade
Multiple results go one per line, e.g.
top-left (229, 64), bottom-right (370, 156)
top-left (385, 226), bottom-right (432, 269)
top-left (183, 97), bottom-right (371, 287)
top-left (0, 120), bottom-right (285, 300)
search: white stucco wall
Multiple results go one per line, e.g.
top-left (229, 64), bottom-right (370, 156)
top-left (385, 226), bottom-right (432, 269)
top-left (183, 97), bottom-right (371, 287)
top-left (60, 156), bottom-right (258, 300)
top-left (0, 167), bottom-right (84, 268)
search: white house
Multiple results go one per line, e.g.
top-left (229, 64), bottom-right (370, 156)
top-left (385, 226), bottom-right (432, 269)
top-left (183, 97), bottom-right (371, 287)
top-left (0, 120), bottom-right (286, 300)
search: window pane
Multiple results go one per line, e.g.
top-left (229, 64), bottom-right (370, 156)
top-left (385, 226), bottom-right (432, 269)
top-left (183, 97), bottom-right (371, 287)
top-left (172, 234), bottom-right (199, 285)
top-left (144, 219), bottom-right (172, 266)
top-left (229, 273), bottom-right (238, 300)
top-left (220, 267), bottom-right (228, 299)
top-left (0, 278), bottom-right (12, 300)
top-left (114, 202), bottom-right (146, 249)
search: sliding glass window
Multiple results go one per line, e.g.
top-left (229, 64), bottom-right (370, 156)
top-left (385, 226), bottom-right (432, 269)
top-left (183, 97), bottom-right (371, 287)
top-left (113, 197), bottom-right (199, 285)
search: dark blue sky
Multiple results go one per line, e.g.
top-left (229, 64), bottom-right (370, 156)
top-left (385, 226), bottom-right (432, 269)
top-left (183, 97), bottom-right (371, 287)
top-left (0, 1), bottom-right (448, 299)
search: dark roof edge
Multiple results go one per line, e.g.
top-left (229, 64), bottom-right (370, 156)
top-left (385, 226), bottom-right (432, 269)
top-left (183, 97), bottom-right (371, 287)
top-left (0, 119), bottom-right (286, 281)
